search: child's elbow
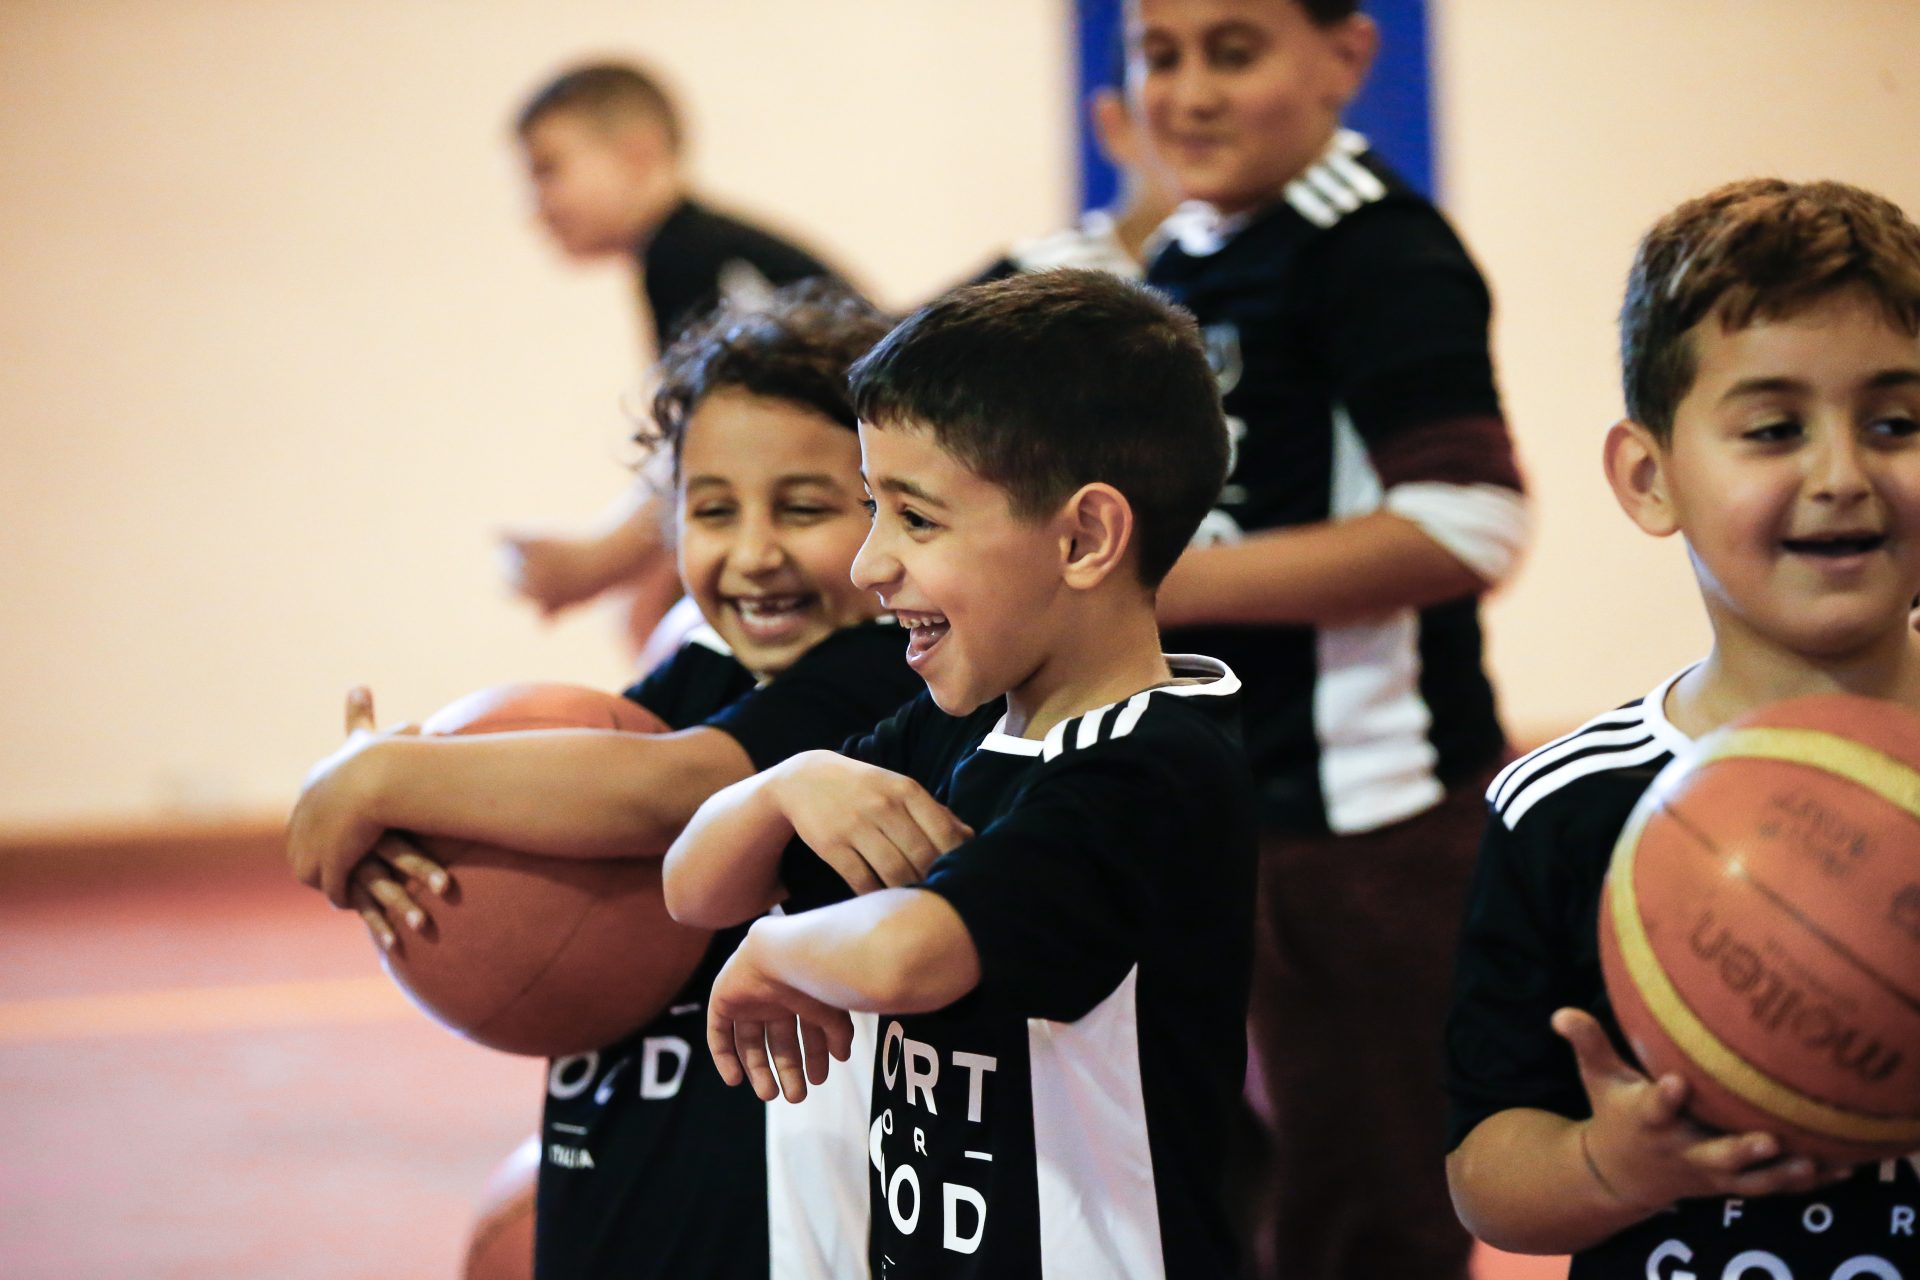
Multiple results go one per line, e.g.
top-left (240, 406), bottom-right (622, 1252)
top-left (861, 901), bottom-right (981, 1012)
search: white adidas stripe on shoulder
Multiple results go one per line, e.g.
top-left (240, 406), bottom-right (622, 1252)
top-left (1284, 130), bottom-right (1387, 229)
top-left (1499, 737), bottom-right (1672, 831)
top-left (1488, 705), bottom-right (1651, 810)
top-left (1490, 701), bottom-right (1671, 830)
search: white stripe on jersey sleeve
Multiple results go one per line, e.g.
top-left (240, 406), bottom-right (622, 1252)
top-left (1029, 966), bottom-right (1167, 1280)
top-left (1384, 482), bottom-right (1532, 586)
top-left (1075, 704), bottom-right (1111, 751)
top-left (1499, 737), bottom-right (1673, 830)
top-left (1484, 707), bottom-right (1646, 803)
top-left (1490, 717), bottom-right (1654, 811)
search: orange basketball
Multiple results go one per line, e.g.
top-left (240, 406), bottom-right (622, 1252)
top-left (1599, 693), bottom-right (1920, 1162)
top-left (462, 1135), bottom-right (538, 1280)
top-left (378, 682), bottom-right (711, 1057)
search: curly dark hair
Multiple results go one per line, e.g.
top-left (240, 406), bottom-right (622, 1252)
top-left (1621, 178), bottom-right (1920, 440)
top-left (641, 279), bottom-right (890, 472)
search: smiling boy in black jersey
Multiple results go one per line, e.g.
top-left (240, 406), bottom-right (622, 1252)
top-left (1447, 179), bottom-right (1920, 1279)
top-left (664, 269), bottom-right (1259, 1278)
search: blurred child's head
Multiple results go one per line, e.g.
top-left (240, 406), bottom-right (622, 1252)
top-left (1125, 0), bottom-right (1376, 216)
top-left (848, 269), bottom-right (1227, 713)
top-left (642, 280), bottom-right (890, 678)
top-left (515, 62), bottom-right (684, 260)
top-left (1606, 178), bottom-right (1920, 663)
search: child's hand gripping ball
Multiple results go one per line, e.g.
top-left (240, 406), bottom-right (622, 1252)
top-left (382, 682), bottom-right (710, 1056)
top-left (1600, 693), bottom-right (1920, 1162)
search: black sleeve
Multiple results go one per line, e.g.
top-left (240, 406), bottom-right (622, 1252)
top-left (620, 641), bottom-right (755, 732)
top-left (1444, 804), bottom-right (1595, 1148)
top-left (920, 729), bottom-right (1247, 1024)
top-left (705, 624), bottom-right (919, 771)
top-left (1310, 202), bottom-right (1521, 492)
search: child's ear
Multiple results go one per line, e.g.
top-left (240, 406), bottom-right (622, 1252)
top-left (1059, 483), bottom-right (1135, 590)
top-left (1603, 419), bottom-right (1679, 537)
top-left (1324, 14), bottom-right (1380, 106)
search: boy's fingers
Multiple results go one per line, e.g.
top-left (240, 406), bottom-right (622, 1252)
top-left (344, 686), bottom-right (376, 735)
top-left (825, 1010), bottom-right (855, 1062)
top-left (707, 1012), bottom-right (746, 1088)
top-left (904, 791), bottom-right (972, 859)
top-left (765, 1019), bottom-right (810, 1104)
top-left (1638, 1072), bottom-right (1689, 1127)
top-left (734, 1022), bottom-right (779, 1103)
top-left (351, 861), bottom-right (426, 932)
top-left (1553, 1006), bottom-right (1636, 1089)
top-left (1725, 1154), bottom-right (1821, 1199)
top-left (825, 844), bottom-right (885, 897)
top-left (801, 1020), bottom-right (831, 1087)
top-left (377, 836), bottom-right (451, 896)
top-left (1690, 1130), bottom-right (1779, 1174)
top-left (349, 886), bottom-right (397, 952)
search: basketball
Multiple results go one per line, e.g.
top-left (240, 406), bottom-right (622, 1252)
top-left (377, 681), bottom-right (711, 1057)
top-left (462, 1135), bottom-right (538, 1280)
top-left (1599, 693), bottom-right (1920, 1162)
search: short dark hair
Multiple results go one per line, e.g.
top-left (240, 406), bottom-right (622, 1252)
top-left (848, 270), bottom-right (1228, 587)
top-left (643, 279), bottom-right (889, 472)
top-left (1298, 0), bottom-right (1362, 24)
top-left (515, 61), bottom-right (683, 154)
top-left (1621, 178), bottom-right (1920, 441)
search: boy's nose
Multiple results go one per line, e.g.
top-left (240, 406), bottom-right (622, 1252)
top-left (1810, 430), bottom-right (1872, 502)
top-left (733, 520), bottom-right (786, 574)
top-left (850, 528), bottom-right (897, 594)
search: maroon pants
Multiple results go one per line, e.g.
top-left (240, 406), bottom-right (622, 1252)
top-left (1240, 765), bottom-right (1499, 1280)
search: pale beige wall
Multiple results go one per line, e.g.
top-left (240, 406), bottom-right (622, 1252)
top-left (0, 0), bottom-right (1072, 830)
top-left (1433, 0), bottom-right (1920, 744)
top-left (6, 1), bottom-right (1920, 831)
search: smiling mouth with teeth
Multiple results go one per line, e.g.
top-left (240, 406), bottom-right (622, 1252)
top-left (895, 610), bottom-right (951, 659)
top-left (1782, 534), bottom-right (1887, 556)
top-left (731, 595), bottom-right (812, 629)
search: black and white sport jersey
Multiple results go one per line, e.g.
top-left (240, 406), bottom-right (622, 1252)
top-left (783, 656), bottom-right (1257, 1278)
top-left (538, 619), bottom-right (921, 1280)
top-left (640, 199), bottom-right (841, 350)
top-left (1447, 668), bottom-right (1920, 1277)
top-left (1147, 129), bottom-right (1525, 838)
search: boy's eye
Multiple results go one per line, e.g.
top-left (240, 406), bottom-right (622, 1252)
top-left (690, 504), bottom-right (735, 522)
top-left (900, 508), bottom-right (937, 533)
top-left (1208, 38), bottom-right (1258, 71)
top-left (1742, 420), bottom-right (1801, 444)
top-left (781, 504), bottom-right (832, 523)
top-left (1870, 413), bottom-right (1920, 439)
top-left (859, 498), bottom-right (877, 519)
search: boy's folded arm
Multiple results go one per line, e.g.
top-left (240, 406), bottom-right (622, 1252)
top-left (749, 888), bottom-right (981, 1014)
top-left (662, 766), bottom-right (802, 928)
top-left (289, 725), bottom-right (757, 906)
top-left (1157, 506), bottom-right (1495, 629)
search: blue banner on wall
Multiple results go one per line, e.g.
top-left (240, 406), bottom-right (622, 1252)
top-left (1075, 0), bottom-right (1433, 210)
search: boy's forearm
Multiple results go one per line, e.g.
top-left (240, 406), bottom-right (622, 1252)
top-left (1447, 1109), bottom-right (1660, 1255)
top-left (662, 767), bottom-right (802, 926)
top-left (1156, 510), bottom-right (1486, 628)
top-left (749, 889), bottom-right (982, 1014)
top-left (364, 729), bottom-right (751, 860)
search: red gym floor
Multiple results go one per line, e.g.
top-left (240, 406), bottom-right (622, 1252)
top-left (0, 837), bottom-right (1566, 1278)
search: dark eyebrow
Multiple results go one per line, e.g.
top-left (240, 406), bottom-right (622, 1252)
top-left (1721, 369), bottom-right (1920, 402)
top-left (682, 474), bottom-right (729, 492)
top-left (775, 473), bottom-right (849, 488)
top-left (859, 471), bottom-right (949, 509)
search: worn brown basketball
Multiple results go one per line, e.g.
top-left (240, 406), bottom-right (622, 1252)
top-left (1599, 693), bottom-right (1920, 1162)
top-left (378, 682), bottom-right (710, 1057)
top-left (462, 1135), bottom-right (537, 1280)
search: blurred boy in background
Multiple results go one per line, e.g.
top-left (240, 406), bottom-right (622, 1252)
top-left (1129, 1), bottom-right (1530, 1276)
top-left (498, 61), bottom-right (848, 666)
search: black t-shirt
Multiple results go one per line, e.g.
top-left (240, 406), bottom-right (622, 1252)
top-left (535, 619), bottom-right (921, 1280)
top-left (783, 657), bottom-right (1258, 1279)
top-left (1447, 669), bottom-right (1920, 1277)
top-left (639, 199), bottom-right (840, 349)
top-left (1146, 131), bottom-right (1519, 838)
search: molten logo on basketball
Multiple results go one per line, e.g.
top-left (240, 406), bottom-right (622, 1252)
top-left (1686, 909), bottom-right (1904, 1085)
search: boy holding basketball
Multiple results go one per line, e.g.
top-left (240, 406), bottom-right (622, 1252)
top-left (289, 282), bottom-right (918, 1279)
top-left (663, 270), bottom-right (1259, 1278)
top-left (1446, 179), bottom-right (1920, 1275)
